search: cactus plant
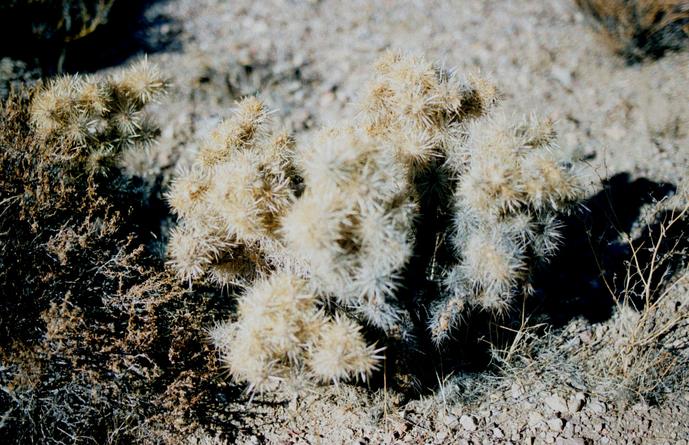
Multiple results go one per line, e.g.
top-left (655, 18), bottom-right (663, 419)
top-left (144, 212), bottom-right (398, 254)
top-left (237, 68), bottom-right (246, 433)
top-left (168, 52), bottom-right (586, 391)
top-left (29, 58), bottom-right (165, 173)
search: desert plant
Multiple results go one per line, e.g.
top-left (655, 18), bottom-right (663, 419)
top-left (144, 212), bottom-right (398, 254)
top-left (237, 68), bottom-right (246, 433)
top-left (168, 52), bottom-right (586, 392)
top-left (429, 114), bottom-right (584, 343)
top-left (29, 57), bottom-right (165, 174)
top-left (167, 96), bottom-right (297, 286)
top-left (575, 0), bottom-right (689, 61)
top-left (0, 61), bottom-right (217, 444)
top-left (209, 272), bottom-right (381, 391)
top-left (0, 0), bottom-right (116, 44)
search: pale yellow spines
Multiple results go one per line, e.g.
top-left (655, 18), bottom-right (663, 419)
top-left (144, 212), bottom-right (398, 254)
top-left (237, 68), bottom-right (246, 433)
top-left (308, 315), bottom-right (382, 384)
top-left (433, 110), bottom-right (584, 343)
top-left (167, 97), bottom-right (296, 285)
top-left (197, 97), bottom-right (270, 168)
top-left (29, 58), bottom-right (166, 164)
top-left (451, 112), bottom-right (585, 218)
top-left (112, 58), bottom-right (167, 107)
top-left (520, 149), bottom-right (584, 211)
top-left (167, 220), bottom-right (233, 283)
top-left (281, 127), bottom-right (415, 330)
top-left (459, 228), bottom-right (526, 312)
top-left (167, 167), bottom-right (212, 219)
top-left (210, 272), bottom-right (380, 391)
top-left (358, 51), bottom-right (498, 172)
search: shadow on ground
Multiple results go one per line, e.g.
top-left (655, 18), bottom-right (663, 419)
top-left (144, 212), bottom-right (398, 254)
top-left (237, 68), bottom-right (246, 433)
top-left (0, 0), bottom-right (180, 75)
top-left (382, 172), bottom-right (689, 397)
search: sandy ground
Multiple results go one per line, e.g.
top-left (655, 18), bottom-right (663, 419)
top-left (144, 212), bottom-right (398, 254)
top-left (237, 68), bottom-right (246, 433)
top-left (22, 0), bottom-right (689, 443)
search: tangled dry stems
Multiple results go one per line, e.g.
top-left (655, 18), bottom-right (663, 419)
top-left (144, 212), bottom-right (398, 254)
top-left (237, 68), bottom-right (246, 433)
top-left (576, 0), bottom-right (689, 61)
top-left (0, 62), bottom-right (242, 444)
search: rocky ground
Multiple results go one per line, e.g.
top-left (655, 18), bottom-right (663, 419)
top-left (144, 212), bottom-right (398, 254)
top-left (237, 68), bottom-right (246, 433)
top-left (4, 0), bottom-right (689, 443)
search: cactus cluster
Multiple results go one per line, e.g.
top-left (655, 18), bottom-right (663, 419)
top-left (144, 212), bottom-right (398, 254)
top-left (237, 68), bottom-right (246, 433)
top-left (167, 97), bottom-right (297, 286)
top-left (30, 58), bottom-right (165, 173)
top-left (168, 52), bottom-right (586, 391)
top-left (281, 127), bottom-right (416, 331)
top-left (429, 114), bottom-right (583, 343)
top-left (209, 272), bottom-right (381, 390)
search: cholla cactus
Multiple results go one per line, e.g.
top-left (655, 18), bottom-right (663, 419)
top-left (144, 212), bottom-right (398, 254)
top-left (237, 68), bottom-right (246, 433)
top-left (30, 58), bottom-right (165, 171)
top-left (209, 272), bottom-right (381, 391)
top-left (281, 53), bottom-right (498, 331)
top-left (359, 51), bottom-right (497, 173)
top-left (170, 52), bottom-right (586, 390)
top-left (167, 97), bottom-right (297, 286)
top-left (281, 127), bottom-right (416, 330)
top-left (429, 114), bottom-right (584, 343)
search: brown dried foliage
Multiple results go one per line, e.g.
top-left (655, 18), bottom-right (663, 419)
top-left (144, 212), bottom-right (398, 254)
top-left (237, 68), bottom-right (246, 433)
top-left (0, 87), bottom-right (241, 443)
top-left (576, 0), bottom-right (689, 61)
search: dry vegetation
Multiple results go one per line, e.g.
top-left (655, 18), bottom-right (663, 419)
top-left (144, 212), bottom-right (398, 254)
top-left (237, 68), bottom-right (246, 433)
top-left (0, 63), bottom-right (244, 444)
top-left (0, 0), bottom-right (116, 44)
top-left (576, 0), bottom-right (689, 61)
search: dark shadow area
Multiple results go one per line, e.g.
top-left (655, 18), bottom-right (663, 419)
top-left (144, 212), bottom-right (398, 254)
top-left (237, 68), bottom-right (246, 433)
top-left (532, 173), bottom-right (678, 326)
top-left (378, 172), bottom-right (689, 399)
top-left (0, 0), bottom-right (180, 76)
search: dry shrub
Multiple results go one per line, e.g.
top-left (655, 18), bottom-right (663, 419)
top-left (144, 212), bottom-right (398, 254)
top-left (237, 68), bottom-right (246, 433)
top-left (0, 0), bottom-right (116, 45)
top-left (575, 0), bottom-right (689, 61)
top-left (0, 66), bottom-right (241, 444)
top-left (595, 191), bottom-right (689, 399)
top-left (0, 0), bottom-right (118, 73)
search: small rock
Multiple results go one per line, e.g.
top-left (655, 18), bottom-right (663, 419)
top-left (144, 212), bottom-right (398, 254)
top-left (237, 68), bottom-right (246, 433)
top-left (551, 65), bottom-right (573, 87)
top-left (511, 382), bottom-right (525, 399)
top-left (528, 411), bottom-right (545, 428)
top-left (556, 439), bottom-right (585, 445)
top-left (547, 418), bottom-right (564, 432)
top-left (162, 124), bottom-right (175, 140)
top-left (436, 431), bottom-right (448, 442)
top-left (632, 401), bottom-right (649, 413)
top-left (493, 427), bottom-right (505, 439)
top-left (567, 393), bottom-right (586, 413)
top-left (459, 414), bottom-right (478, 432)
top-left (442, 414), bottom-right (459, 428)
top-left (563, 421), bottom-right (574, 437)
top-left (544, 395), bottom-right (569, 413)
top-left (588, 400), bottom-right (607, 414)
top-left (604, 125), bottom-right (625, 141)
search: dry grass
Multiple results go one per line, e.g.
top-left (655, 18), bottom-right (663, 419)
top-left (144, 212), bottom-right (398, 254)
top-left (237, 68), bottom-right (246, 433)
top-left (576, 0), bottom-right (689, 61)
top-left (597, 191), bottom-right (689, 399)
top-left (483, 183), bottom-right (689, 404)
